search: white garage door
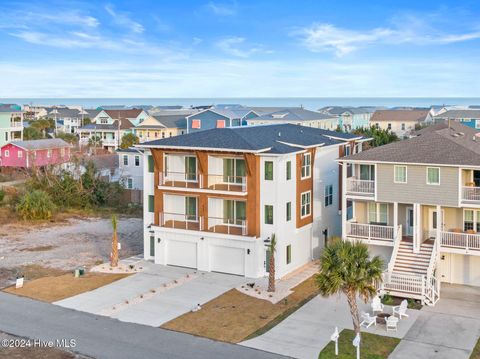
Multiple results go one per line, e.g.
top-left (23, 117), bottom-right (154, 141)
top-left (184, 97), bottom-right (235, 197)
top-left (440, 253), bottom-right (480, 286)
top-left (167, 240), bottom-right (197, 269)
top-left (210, 246), bottom-right (245, 276)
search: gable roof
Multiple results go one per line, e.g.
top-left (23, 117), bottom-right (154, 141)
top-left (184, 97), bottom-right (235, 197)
top-left (105, 109), bottom-right (143, 120)
top-left (370, 110), bottom-right (430, 123)
top-left (319, 106), bottom-right (376, 116)
top-left (248, 108), bottom-right (334, 122)
top-left (187, 108), bottom-right (253, 121)
top-left (8, 138), bottom-right (70, 151)
top-left (152, 115), bottom-right (187, 129)
top-left (433, 109), bottom-right (480, 120)
top-left (137, 123), bottom-right (361, 154)
top-left (342, 122), bottom-right (480, 166)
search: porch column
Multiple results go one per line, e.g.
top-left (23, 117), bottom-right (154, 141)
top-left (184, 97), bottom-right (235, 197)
top-left (436, 205), bottom-right (441, 253)
top-left (413, 203), bottom-right (421, 253)
top-left (341, 162), bottom-right (347, 240)
top-left (393, 202), bottom-right (398, 241)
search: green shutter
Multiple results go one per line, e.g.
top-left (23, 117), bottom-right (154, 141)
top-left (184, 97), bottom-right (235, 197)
top-left (150, 236), bottom-right (155, 257)
top-left (148, 195), bottom-right (154, 213)
top-left (286, 161), bottom-right (291, 180)
top-left (265, 161), bottom-right (273, 180)
top-left (265, 205), bottom-right (273, 224)
top-left (148, 155), bottom-right (154, 173)
top-left (286, 245), bottom-right (291, 264)
top-left (286, 202), bottom-right (291, 221)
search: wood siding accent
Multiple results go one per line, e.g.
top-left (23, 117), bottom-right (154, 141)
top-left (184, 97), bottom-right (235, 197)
top-left (296, 148), bottom-right (316, 228)
top-left (245, 153), bottom-right (260, 237)
top-left (338, 145), bottom-right (345, 210)
top-left (151, 149), bottom-right (164, 225)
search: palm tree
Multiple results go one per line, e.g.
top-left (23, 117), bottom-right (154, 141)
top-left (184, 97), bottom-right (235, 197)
top-left (111, 215), bottom-right (119, 267)
top-left (267, 233), bottom-right (277, 292)
top-left (316, 238), bottom-right (384, 335)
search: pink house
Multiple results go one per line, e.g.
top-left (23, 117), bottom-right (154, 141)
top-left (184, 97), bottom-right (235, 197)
top-left (0, 138), bottom-right (72, 168)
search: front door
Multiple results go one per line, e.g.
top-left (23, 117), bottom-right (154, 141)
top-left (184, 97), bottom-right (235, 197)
top-left (428, 208), bottom-right (445, 238)
top-left (406, 207), bottom-right (414, 236)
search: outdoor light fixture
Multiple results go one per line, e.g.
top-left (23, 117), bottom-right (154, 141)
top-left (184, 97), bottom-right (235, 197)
top-left (157, 238), bottom-right (161, 243)
top-left (200, 237), bottom-right (204, 241)
top-left (247, 249), bottom-right (251, 255)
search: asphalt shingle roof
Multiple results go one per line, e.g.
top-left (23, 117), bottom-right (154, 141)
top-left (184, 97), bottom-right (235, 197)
top-left (10, 138), bottom-right (70, 150)
top-left (138, 124), bottom-right (359, 154)
top-left (370, 109), bottom-right (430, 123)
top-left (249, 108), bottom-right (335, 122)
top-left (343, 122), bottom-right (480, 166)
top-left (434, 109), bottom-right (480, 119)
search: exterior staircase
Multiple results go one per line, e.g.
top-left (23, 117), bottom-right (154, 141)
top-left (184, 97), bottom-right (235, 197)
top-left (380, 238), bottom-right (440, 306)
top-left (392, 239), bottom-right (433, 276)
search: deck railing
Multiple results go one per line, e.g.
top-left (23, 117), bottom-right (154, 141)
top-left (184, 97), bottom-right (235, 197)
top-left (346, 178), bottom-right (374, 194)
top-left (441, 231), bottom-right (480, 251)
top-left (159, 171), bottom-right (201, 188)
top-left (383, 271), bottom-right (424, 295)
top-left (462, 186), bottom-right (480, 202)
top-left (159, 212), bottom-right (203, 231)
top-left (346, 222), bottom-right (396, 242)
top-left (208, 217), bottom-right (248, 235)
top-left (207, 174), bottom-right (247, 192)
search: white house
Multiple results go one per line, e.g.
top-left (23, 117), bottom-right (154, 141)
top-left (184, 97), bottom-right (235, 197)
top-left (117, 148), bottom-right (144, 190)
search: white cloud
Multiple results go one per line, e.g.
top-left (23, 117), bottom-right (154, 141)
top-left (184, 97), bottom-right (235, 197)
top-left (297, 20), bottom-right (480, 56)
top-left (206, 1), bottom-right (237, 16)
top-left (216, 37), bottom-right (266, 58)
top-left (105, 4), bottom-right (144, 33)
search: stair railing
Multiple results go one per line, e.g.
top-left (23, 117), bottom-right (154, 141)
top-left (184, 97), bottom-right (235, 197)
top-left (387, 225), bottom-right (403, 274)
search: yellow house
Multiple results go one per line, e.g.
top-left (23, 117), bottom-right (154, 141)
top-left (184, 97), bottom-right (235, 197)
top-left (134, 115), bottom-right (187, 142)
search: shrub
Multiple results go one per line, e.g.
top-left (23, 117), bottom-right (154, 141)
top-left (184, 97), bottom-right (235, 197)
top-left (0, 189), bottom-right (5, 203)
top-left (16, 190), bottom-right (55, 220)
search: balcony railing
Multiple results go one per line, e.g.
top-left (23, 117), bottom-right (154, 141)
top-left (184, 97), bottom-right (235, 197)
top-left (159, 212), bottom-right (203, 231)
top-left (346, 178), bottom-right (374, 195)
top-left (160, 172), bottom-right (201, 189)
top-left (441, 231), bottom-right (480, 252)
top-left (207, 174), bottom-right (247, 192)
top-left (462, 186), bottom-right (480, 202)
top-left (208, 217), bottom-right (248, 236)
top-left (10, 121), bottom-right (22, 128)
top-left (346, 222), bottom-right (397, 243)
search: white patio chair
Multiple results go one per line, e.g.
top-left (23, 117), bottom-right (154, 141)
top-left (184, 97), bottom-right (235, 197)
top-left (392, 299), bottom-right (409, 319)
top-left (360, 312), bottom-right (377, 328)
top-left (386, 315), bottom-right (399, 331)
top-left (371, 296), bottom-right (384, 314)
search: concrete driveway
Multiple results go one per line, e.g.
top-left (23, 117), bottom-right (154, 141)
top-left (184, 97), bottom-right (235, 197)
top-left (242, 294), bottom-right (420, 359)
top-left (390, 284), bottom-right (480, 359)
top-left (56, 261), bottom-right (246, 327)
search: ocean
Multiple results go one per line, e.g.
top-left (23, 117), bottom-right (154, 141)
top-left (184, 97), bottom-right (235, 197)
top-left (1, 97), bottom-right (480, 110)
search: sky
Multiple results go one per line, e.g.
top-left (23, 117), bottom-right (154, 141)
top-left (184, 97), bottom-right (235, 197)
top-left (1, 0), bottom-right (480, 98)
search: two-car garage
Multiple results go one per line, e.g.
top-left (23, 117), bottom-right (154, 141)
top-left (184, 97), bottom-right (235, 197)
top-left (439, 253), bottom-right (480, 287)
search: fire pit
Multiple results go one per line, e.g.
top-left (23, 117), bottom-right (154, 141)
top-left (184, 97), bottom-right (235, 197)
top-left (376, 312), bottom-right (391, 325)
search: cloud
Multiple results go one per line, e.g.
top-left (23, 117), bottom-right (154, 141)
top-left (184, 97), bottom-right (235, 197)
top-left (105, 4), bottom-right (144, 33)
top-left (296, 19), bottom-right (480, 56)
top-left (216, 37), bottom-right (266, 58)
top-left (206, 1), bottom-right (237, 16)
top-left (0, 9), bottom-right (99, 29)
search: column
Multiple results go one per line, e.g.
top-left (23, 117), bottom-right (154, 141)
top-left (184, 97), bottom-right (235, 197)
top-left (341, 162), bottom-right (347, 240)
top-left (393, 202), bottom-right (398, 241)
top-left (413, 203), bottom-right (421, 253)
top-left (436, 205), bottom-right (441, 252)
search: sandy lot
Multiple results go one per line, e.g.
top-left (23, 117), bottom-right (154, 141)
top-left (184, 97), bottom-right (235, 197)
top-left (0, 217), bottom-right (143, 287)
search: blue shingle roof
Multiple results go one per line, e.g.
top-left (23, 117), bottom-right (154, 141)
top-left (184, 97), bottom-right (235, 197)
top-left (138, 124), bottom-right (360, 154)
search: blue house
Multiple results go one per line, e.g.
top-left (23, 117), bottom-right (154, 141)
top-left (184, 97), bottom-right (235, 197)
top-left (433, 109), bottom-right (480, 129)
top-left (318, 106), bottom-right (376, 131)
top-left (186, 107), bottom-right (257, 133)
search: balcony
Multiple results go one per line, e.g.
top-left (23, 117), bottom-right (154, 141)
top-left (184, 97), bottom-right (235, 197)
top-left (440, 231), bottom-right (480, 254)
top-left (346, 222), bottom-right (400, 246)
top-left (461, 186), bottom-right (480, 204)
top-left (208, 217), bottom-right (248, 236)
top-left (10, 121), bottom-right (22, 128)
top-left (159, 212), bottom-right (203, 231)
top-left (207, 174), bottom-right (247, 193)
top-left (160, 172), bottom-right (201, 189)
top-left (346, 178), bottom-right (374, 197)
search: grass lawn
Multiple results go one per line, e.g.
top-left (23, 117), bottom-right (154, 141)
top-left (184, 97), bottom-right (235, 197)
top-left (471, 337), bottom-right (480, 359)
top-left (319, 329), bottom-right (400, 359)
top-left (161, 275), bottom-right (319, 343)
top-left (3, 272), bottom-right (130, 302)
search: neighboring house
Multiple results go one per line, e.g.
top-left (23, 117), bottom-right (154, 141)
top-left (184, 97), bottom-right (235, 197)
top-left (370, 109), bottom-right (432, 137)
top-left (246, 108), bottom-right (339, 130)
top-left (0, 138), bottom-right (71, 168)
top-left (45, 108), bottom-right (84, 134)
top-left (77, 109), bottom-right (147, 150)
top-left (318, 106), bottom-right (375, 131)
top-left (186, 107), bottom-right (257, 133)
top-left (339, 121), bottom-right (480, 306)
top-left (0, 107), bottom-right (23, 147)
top-left (117, 148), bottom-right (143, 190)
top-left (134, 115), bottom-right (187, 142)
top-left (137, 124), bottom-right (365, 278)
top-left (433, 109), bottom-right (480, 129)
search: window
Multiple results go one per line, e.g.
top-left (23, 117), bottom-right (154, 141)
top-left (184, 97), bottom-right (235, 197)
top-left (286, 245), bottom-right (291, 265)
top-left (464, 210), bottom-right (480, 232)
top-left (223, 200), bottom-right (246, 224)
top-left (344, 145), bottom-right (350, 156)
top-left (476, 120), bottom-right (480, 129)
top-left (359, 164), bottom-right (375, 180)
top-left (127, 178), bottom-right (133, 189)
top-left (401, 123), bottom-right (406, 131)
top-left (394, 166), bottom-right (407, 183)
top-left (162, 132), bottom-right (165, 138)
top-left (216, 119), bottom-right (226, 128)
top-left (60, 148), bottom-right (65, 157)
top-left (286, 202), bottom-right (291, 221)
top-left (4, 150), bottom-right (9, 157)
top-left (426, 167), bottom-right (440, 185)
top-left (47, 149), bottom-right (52, 158)
top-left (265, 161), bottom-right (273, 180)
top-left (368, 203), bottom-right (388, 224)
top-left (191, 119), bottom-right (201, 129)
top-left (387, 123), bottom-right (392, 130)
top-left (301, 191), bottom-right (311, 217)
top-left (17, 151), bottom-right (23, 158)
top-left (265, 205), bottom-right (273, 224)
top-left (123, 155), bottom-right (128, 166)
top-left (134, 155), bottom-right (140, 167)
top-left (286, 161), bottom-right (292, 180)
top-left (324, 185), bottom-right (333, 207)
top-left (169, 132), bottom-right (172, 137)
top-left (148, 155), bottom-right (154, 173)
top-left (148, 195), bottom-right (154, 213)
top-left (301, 153), bottom-right (311, 178)
top-left (223, 158), bottom-right (245, 183)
